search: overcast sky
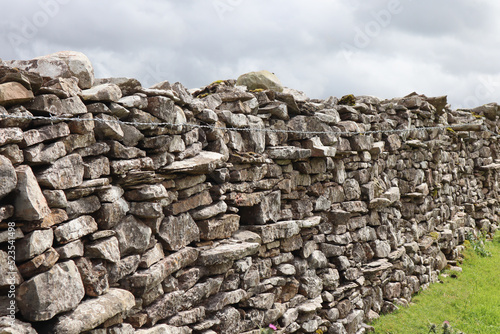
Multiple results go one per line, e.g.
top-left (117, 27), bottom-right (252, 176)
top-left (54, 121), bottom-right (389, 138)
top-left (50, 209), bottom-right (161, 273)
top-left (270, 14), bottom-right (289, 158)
top-left (2, 0), bottom-right (500, 109)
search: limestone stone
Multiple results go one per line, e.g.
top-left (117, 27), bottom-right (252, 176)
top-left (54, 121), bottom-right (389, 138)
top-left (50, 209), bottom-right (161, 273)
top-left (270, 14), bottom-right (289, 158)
top-left (136, 324), bottom-right (192, 334)
top-left (85, 236), bottom-right (121, 263)
top-left (106, 254), bottom-right (141, 284)
top-left (167, 190), bottom-right (212, 216)
top-left (0, 250), bottom-right (23, 288)
top-left (16, 228), bottom-right (53, 262)
top-left (39, 77), bottom-right (81, 98)
top-left (109, 157), bottom-right (154, 175)
top-left (240, 190), bottom-right (281, 225)
top-left (25, 94), bottom-right (66, 115)
top-left (236, 70), bottom-right (283, 92)
top-left (206, 289), bottom-right (247, 311)
top-left (114, 215), bottom-right (152, 255)
top-left (198, 214), bottom-right (240, 240)
top-left (75, 257), bottom-right (109, 297)
top-left (22, 122), bottom-right (70, 147)
top-left (83, 155), bottom-right (110, 179)
top-left (146, 96), bottom-right (175, 122)
top-left (197, 242), bottom-right (260, 266)
top-left (246, 220), bottom-right (300, 243)
top-left (120, 247), bottom-right (198, 295)
top-left (82, 83), bottom-right (122, 102)
top-left (139, 243), bottom-right (165, 269)
top-left (55, 240), bottom-right (84, 260)
top-left (161, 151), bottom-right (225, 174)
top-left (0, 81), bottom-right (34, 106)
top-left (124, 184), bottom-right (168, 201)
top-left (118, 94), bottom-right (148, 109)
top-left (96, 77), bottom-right (142, 95)
top-left (95, 198), bottom-right (129, 229)
top-left (129, 201), bottom-right (163, 218)
top-left (159, 213), bottom-right (200, 251)
top-left (50, 288), bottom-right (135, 333)
top-left (95, 113), bottom-right (124, 140)
top-left (0, 144), bottom-right (24, 164)
top-left (36, 153), bottom-right (84, 189)
top-left (54, 215), bottom-right (98, 244)
top-left (0, 155), bottom-right (17, 200)
top-left (0, 128), bottom-right (23, 147)
top-left (266, 146), bottom-right (311, 160)
top-left (23, 141), bottom-right (67, 164)
top-left (16, 260), bottom-right (85, 321)
top-left (0, 317), bottom-right (37, 334)
top-left (66, 195), bottom-right (101, 219)
top-left (18, 239), bottom-right (57, 272)
top-left (190, 200), bottom-right (228, 220)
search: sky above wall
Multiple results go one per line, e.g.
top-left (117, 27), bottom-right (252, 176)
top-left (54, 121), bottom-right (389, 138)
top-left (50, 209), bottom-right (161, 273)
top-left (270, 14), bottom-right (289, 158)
top-left (1, 0), bottom-right (500, 109)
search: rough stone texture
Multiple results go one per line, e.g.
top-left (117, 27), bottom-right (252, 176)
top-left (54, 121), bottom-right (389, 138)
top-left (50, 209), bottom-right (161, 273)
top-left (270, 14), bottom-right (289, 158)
top-left (50, 288), bottom-right (135, 333)
top-left (0, 82), bottom-right (34, 106)
top-left (236, 70), bottom-right (283, 92)
top-left (15, 228), bottom-right (53, 262)
top-left (114, 215), bottom-right (152, 255)
top-left (159, 213), bottom-right (200, 251)
top-left (54, 215), bottom-right (98, 244)
top-left (16, 261), bottom-right (85, 321)
top-left (0, 154), bottom-right (17, 200)
top-left (36, 153), bottom-right (84, 189)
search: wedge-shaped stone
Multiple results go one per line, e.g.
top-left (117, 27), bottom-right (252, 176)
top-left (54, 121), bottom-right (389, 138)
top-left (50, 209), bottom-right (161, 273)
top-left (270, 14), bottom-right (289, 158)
top-left (16, 261), bottom-right (85, 321)
top-left (205, 289), bottom-right (247, 311)
top-left (0, 82), bottom-right (34, 106)
top-left (22, 122), bottom-right (70, 147)
top-left (24, 94), bottom-right (64, 114)
top-left (54, 215), bottom-right (98, 244)
top-left (0, 127), bottom-right (24, 146)
top-left (18, 247), bottom-right (59, 279)
top-left (36, 153), bottom-right (84, 189)
top-left (16, 228), bottom-right (53, 262)
top-left (85, 236), bottom-right (121, 263)
top-left (23, 141), bottom-right (67, 164)
top-left (50, 288), bottom-right (135, 334)
top-left (162, 151), bottom-right (224, 174)
top-left (197, 242), bottom-right (260, 266)
top-left (81, 83), bottom-right (122, 102)
top-left (124, 184), bottom-right (168, 201)
top-left (266, 146), bottom-right (311, 160)
top-left (246, 221), bottom-right (300, 243)
top-left (167, 190), bottom-right (212, 216)
top-left (0, 155), bottom-right (17, 200)
top-left (159, 213), bottom-right (199, 251)
top-left (198, 214), bottom-right (239, 240)
top-left (120, 247), bottom-right (198, 295)
top-left (190, 201), bottom-right (228, 221)
top-left (114, 215), bottom-right (152, 255)
top-left (95, 113), bottom-right (124, 140)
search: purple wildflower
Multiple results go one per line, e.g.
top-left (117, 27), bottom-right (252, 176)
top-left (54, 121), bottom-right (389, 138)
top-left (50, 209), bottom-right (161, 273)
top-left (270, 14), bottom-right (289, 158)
top-left (269, 324), bottom-right (277, 331)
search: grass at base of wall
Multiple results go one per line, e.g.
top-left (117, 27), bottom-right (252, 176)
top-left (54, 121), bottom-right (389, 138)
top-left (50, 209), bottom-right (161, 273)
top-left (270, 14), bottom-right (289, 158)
top-left (372, 232), bottom-right (500, 334)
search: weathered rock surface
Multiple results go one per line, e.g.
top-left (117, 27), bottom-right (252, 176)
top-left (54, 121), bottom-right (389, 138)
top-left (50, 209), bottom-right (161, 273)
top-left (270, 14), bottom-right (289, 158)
top-left (16, 261), bottom-right (85, 321)
top-left (50, 288), bottom-right (135, 333)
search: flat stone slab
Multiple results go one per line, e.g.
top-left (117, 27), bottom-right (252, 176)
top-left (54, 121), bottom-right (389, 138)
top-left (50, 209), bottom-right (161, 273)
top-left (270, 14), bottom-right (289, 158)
top-left (266, 146), bottom-right (311, 160)
top-left (197, 242), bottom-right (260, 266)
top-left (245, 221), bottom-right (301, 243)
top-left (361, 259), bottom-right (393, 274)
top-left (161, 151), bottom-right (224, 174)
top-left (50, 288), bottom-right (135, 333)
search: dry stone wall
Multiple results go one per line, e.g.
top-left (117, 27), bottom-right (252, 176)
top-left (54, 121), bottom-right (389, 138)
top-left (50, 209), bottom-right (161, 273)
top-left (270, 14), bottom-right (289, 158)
top-left (0, 52), bottom-right (499, 334)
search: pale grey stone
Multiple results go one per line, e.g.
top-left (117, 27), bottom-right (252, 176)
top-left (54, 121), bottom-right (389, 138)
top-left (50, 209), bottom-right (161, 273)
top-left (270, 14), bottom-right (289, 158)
top-left (114, 215), bottom-right (152, 255)
top-left (50, 288), bottom-right (135, 333)
top-left (54, 215), bottom-right (98, 244)
top-left (36, 153), bottom-right (84, 189)
top-left (16, 261), bottom-right (85, 321)
top-left (16, 229), bottom-right (53, 262)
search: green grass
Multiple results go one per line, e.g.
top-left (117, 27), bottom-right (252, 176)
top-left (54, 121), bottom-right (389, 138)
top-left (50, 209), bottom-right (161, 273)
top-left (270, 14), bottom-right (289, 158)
top-left (372, 232), bottom-right (500, 334)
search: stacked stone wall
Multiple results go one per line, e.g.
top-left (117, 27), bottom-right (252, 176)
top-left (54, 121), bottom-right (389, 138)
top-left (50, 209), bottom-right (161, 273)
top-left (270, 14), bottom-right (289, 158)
top-left (0, 52), bottom-right (499, 334)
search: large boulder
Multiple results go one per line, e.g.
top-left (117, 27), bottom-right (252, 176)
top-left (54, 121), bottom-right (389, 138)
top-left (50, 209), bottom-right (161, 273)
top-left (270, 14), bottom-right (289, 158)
top-left (236, 70), bottom-right (283, 92)
top-left (5, 51), bottom-right (94, 89)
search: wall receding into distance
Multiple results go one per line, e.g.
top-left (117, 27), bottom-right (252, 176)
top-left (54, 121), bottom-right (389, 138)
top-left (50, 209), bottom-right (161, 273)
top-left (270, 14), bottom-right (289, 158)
top-left (0, 51), bottom-right (498, 334)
